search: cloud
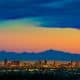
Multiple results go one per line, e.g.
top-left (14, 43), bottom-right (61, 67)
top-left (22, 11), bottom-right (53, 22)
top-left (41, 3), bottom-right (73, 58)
top-left (42, 0), bottom-right (79, 8)
top-left (0, 0), bottom-right (80, 29)
top-left (36, 16), bottom-right (80, 29)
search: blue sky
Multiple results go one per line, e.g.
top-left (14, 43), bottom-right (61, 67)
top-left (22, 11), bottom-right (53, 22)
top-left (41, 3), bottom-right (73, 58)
top-left (0, 0), bottom-right (80, 29)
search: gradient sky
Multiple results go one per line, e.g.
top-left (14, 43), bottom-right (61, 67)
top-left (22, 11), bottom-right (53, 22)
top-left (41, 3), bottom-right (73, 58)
top-left (0, 0), bottom-right (80, 54)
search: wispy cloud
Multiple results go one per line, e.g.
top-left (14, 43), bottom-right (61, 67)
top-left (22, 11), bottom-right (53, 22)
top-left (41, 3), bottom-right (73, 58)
top-left (0, 0), bottom-right (80, 29)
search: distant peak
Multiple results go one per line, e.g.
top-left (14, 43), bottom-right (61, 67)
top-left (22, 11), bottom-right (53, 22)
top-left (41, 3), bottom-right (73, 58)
top-left (46, 49), bottom-right (54, 52)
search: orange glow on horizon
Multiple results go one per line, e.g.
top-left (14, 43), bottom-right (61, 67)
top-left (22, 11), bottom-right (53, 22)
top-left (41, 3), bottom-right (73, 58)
top-left (0, 26), bottom-right (80, 54)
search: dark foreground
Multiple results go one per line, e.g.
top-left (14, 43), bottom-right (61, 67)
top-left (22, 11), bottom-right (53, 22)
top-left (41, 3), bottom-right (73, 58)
top-left (0, 69), bottom-right (80, 80)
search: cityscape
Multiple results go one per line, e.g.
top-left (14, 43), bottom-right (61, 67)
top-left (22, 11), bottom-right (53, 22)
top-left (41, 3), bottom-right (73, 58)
top-left (0, 60), bottom-right (80, 71)
top-left (0, 60), bottom-right (80, 80)
top-left (0, 0), bottom-right (80, 79)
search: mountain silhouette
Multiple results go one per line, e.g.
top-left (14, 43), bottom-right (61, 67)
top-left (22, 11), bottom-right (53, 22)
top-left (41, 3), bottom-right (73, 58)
top-left (0, 50), bottom-right (80, 61)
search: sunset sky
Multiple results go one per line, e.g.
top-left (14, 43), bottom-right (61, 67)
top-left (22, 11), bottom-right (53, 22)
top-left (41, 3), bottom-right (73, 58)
top-left (0, 0), bottom-right (80, 54)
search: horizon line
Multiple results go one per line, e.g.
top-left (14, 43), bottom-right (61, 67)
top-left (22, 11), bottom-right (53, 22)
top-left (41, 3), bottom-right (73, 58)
top-left (0, 49), bottom-right (79, 54)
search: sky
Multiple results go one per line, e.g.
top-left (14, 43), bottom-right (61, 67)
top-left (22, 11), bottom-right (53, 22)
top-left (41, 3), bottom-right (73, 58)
top-left (0, 0), bottom-right (80, 54)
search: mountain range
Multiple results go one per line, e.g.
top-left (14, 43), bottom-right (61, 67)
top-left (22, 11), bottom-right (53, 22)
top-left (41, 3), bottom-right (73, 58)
top-left (0, 50), bottom-right (80, 61)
